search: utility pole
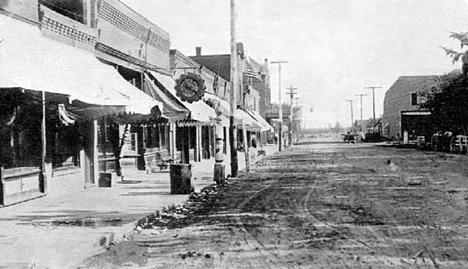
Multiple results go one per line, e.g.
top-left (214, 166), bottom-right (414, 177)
top-left (286, 86), bottom-right (297, 146)
top-left (346, 99), bottom-right (354, 133)
top-left (229, 0), bottom-right (238, 177)
top-left (294, 97), bottom-right (299, 143)
top-left (355, 93), bottom-right (367, 132)
top-left (271, 60), bottom-right (287, 151)
top-left (365, 86), bottom-right (381, 122)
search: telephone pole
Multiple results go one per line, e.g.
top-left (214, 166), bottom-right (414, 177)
top-left (286, 86), bottom-right (297, 146)
top-left (346, 99), bottom-right (354, 132)
top-left (294, 97), bottom-right (300, 143)
top-left (355, 93), bottom-right (367, 132)
top-left (229, 0), bottom-right (238, 177)
top-left (365, 86), bottom-right (381, 122)
top-left (271, 60), bottom-right (287, 151)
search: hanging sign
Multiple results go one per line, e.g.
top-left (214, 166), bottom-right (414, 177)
top-left (175, 73), bottom-right (206, 103)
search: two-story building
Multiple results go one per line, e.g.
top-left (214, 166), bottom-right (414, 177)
top-left (189, 44), bottom-right (273, 148)
top-left (0, 0), bottom-right (178, 205)
top-left (382, 75), bottom-right (439, 141)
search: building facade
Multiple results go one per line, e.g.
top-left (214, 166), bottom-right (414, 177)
top-left (0, 0), bottom-right (172, 204)
top-left (382, 76), bottom-right (439, 141)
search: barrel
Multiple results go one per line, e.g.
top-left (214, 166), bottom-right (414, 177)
top-left (170, 164), bottom-right (192, 194)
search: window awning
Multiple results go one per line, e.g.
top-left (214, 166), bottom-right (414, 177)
top-left (147, 71), bottom-right (216, 123)
top-left (0, 15), bottom-right (161, 117)
top-left (203, 93), bottom-right (231, 116)
top-left (247, 110), bottom-right (274, 132)
top-left (235, 109), bottom-right (260, 130)
top-left (143, 73), bottom-right (189, 121)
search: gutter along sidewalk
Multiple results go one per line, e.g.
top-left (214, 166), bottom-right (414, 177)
top-left (0, 145), bottom-right (277, 269)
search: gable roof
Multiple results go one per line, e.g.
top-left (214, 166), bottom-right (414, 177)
top-left (386, 75), bottom-right (439, 95)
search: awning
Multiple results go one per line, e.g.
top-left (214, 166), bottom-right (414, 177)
top-left (203, 93), bottom-right (231, 116)
top-left (247, 110), bottom-right (274, 132)
top-left (0, 15), bottom-right (161, 116)
top-left (235, 109), bottom-right (260, 130)
top-left (144, 73), bottom-right (189, 121)
top-left (148, 71), bottom-right (216, 123)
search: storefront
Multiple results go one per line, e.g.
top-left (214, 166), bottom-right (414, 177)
top-left (142, 71), bottom-right (217, 170)
top-left (0, 15), bottom-right (161, 204)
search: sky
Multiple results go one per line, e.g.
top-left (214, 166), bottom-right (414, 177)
top-left (122, 0), bottom-right (468, 128)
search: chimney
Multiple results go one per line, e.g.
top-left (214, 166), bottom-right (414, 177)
top-left (196, 47), bottom-right (202, 56)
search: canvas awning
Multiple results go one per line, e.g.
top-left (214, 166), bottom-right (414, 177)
top-left (203, 93), bottom-right (231, 116)
top-left (148, 71), bottom-right (216, 123)
top-left (247, 110), bottom-right (274, 132)
top-left (143, 73), bottom-right (189, 121)
top-left (0, 15), bottom-right (161, 117)
top-left (235, 109), bottom-right (260, 130)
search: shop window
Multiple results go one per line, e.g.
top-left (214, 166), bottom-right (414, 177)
top-left (40, 0), bottom-right (85, 24)
top-left (50, 124), bottom-right (81, 168)
top-left (0, 96), bottom-right (42, 169)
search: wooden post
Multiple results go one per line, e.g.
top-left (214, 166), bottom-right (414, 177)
top-left (170, 122), bottom-right (176, 161)
top-left (229, 0), bottom-right (238, 177)
top-left (92, 120), bottom-right (99, 185)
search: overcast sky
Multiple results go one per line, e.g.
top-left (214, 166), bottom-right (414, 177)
top-left (122, 0), bottom-right (468, 128)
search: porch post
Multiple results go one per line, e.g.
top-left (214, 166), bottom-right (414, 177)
top-left (92, 120), bottom-right (99, 184)
top-left (170, 122), bottom-right (176, 161)
top-left (195, 125), bottom-right (201, 162)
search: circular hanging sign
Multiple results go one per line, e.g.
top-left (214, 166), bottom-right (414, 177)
top-left (175, 73), bottom-right (206, 103)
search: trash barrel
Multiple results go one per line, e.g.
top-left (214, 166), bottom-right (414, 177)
top-left (99, 172), bottom-right (112, 187)
top-left (170, 164), bottom-right (192, 194)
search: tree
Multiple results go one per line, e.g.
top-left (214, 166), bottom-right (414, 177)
top-left (441, 32), bottom-right (468, 75)
top-left (420, 71), bottom-right (468, 134)
top-left (333, 121), bottom-right (343, 133)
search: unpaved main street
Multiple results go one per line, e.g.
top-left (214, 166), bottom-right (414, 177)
top-left (81, 138), bottom-right (468, 268)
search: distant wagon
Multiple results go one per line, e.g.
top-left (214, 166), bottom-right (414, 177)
top-left (341, 133), bottom-right (360, 144)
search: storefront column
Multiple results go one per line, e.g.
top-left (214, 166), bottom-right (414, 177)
top-left (169, 122), bottom-right (176, 160)
top-left (92, 120), bottom-right (99, 185)
top-left (195, 125), bottom-right (201, 162)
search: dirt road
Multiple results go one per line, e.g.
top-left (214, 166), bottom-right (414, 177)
top-left (81, 139), bottom-right (468, 268)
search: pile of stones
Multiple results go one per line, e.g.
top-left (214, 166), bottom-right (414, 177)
top-left (135, 183), bottom-right (222, 230)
